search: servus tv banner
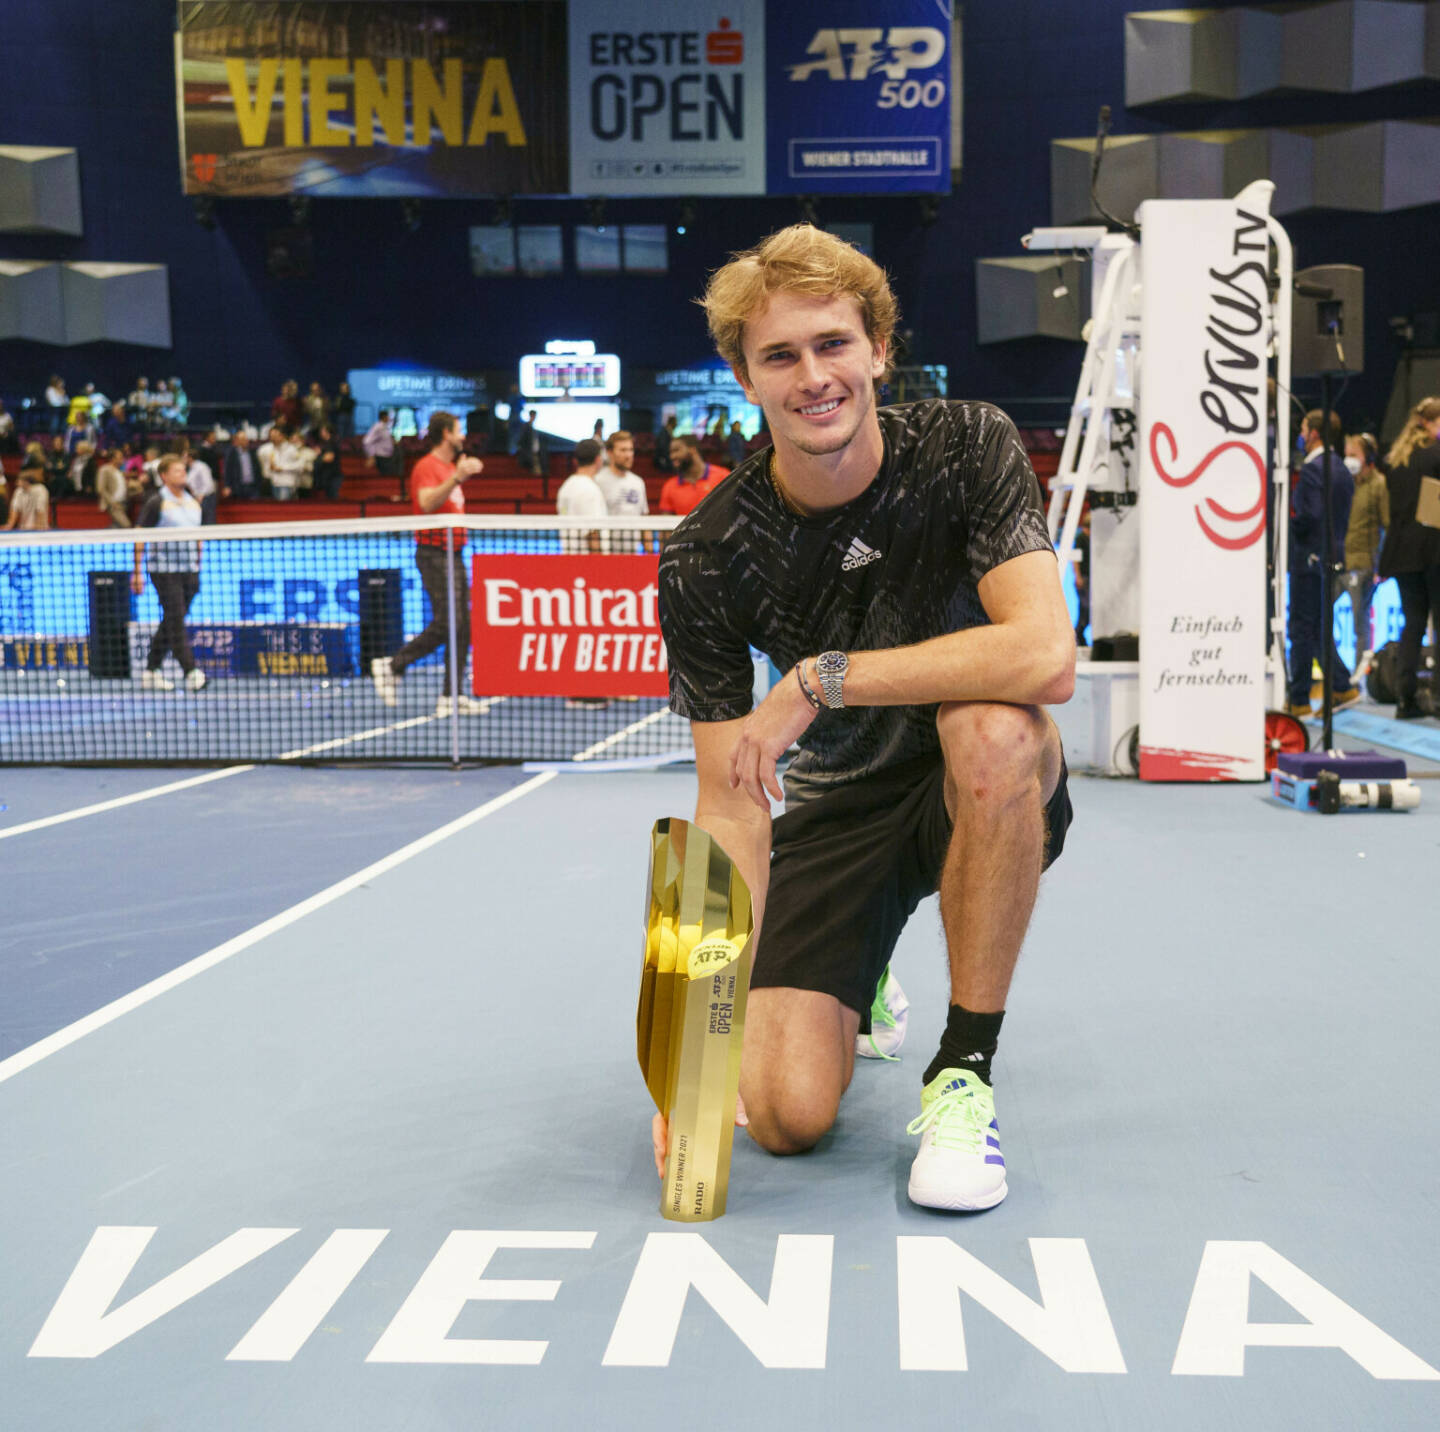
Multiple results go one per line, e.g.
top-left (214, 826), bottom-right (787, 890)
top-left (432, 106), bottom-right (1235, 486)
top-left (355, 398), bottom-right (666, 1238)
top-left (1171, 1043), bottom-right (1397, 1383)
top-left (1136, 185), bottom-right (1273, 783)
top-left (472, 555), bottom-right (670, 698)
top-left (176, 1), bottom-right (567, 196)
top-left (764, 0), bottom-right (954, 195)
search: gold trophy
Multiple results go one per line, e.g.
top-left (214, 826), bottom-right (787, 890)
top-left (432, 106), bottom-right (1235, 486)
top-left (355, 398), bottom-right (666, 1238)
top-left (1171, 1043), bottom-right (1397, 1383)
top-left (637, 817), bottom-right (754, 1222)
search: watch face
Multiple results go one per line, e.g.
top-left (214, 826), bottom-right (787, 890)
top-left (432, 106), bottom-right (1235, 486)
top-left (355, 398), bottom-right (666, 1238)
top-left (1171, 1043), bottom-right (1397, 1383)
top-left (818, 651), bottom-right (848, 675)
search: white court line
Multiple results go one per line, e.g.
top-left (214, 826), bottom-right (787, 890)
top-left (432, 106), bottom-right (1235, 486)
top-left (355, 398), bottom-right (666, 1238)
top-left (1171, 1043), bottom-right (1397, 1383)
top-left (0, 770), bottom-right (556, 1086)
top-left (276, 697), bottom-right (509, 761)
top-left (572, 705), bottom-right (680, 762)
top-left (0, 765), bottom-right (256, 842)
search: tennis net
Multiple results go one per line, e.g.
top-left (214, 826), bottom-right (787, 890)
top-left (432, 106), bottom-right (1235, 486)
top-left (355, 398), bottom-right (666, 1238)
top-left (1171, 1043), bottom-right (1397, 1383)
top-left (0, 515), bottom-right (701, 765)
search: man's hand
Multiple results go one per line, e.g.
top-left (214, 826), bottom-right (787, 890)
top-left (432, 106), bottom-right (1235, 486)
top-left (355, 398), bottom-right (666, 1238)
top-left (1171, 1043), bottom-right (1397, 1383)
top-left (130, 572), bottom-right (145, 595)
top-left (653, 1095), bottom-right (749, 1179)
top-left (457, 455), bottom-right (483, 480)
top-left (729, 666), bottom-right (818, 810)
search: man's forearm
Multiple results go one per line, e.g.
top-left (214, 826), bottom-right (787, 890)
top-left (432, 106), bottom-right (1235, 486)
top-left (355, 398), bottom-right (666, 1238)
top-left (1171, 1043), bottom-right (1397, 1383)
top-left (826, 623), bottom-right (1075, 709)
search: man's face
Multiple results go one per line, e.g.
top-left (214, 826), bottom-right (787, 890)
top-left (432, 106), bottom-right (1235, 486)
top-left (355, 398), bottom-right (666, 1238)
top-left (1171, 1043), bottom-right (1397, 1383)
top-left (439, 422), bottom-right (459, 454)
top-left (670, 439), bottom-right (699, 476)
top-left (735, 291), bottom-right (885, 460)
top-left (610, 438), bottom-right (634, 472)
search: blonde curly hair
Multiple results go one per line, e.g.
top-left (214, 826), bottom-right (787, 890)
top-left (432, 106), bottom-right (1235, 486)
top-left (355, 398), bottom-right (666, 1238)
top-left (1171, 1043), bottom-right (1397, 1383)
top-left (1386, 396), bottom-right (1440, 470)
top-left (700, 224), bottom-right (899, 381)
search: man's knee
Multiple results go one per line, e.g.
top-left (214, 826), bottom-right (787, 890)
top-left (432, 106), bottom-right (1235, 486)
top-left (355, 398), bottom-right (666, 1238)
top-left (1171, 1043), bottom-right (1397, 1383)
top-left (937, 701), bottom-right (1053, 806)
top-left (743, 1085), bottom-right (841, 1157)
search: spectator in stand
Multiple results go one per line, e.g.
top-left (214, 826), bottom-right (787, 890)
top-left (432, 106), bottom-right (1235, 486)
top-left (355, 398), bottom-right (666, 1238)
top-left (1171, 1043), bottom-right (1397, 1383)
top-left (44, 376), bottom-right (68, 434)
top-left (312, 424), bottom-right (342, 500)
top-left (653, 414), bottom-right (680, 473)
top-left (1379, 397), bottom-right (1440, 719)
top-left (302, 381), bottom-right (329, 434)
top-left (726, 419), bottom-right (747, 469)
top-left (85, 382), bottom-right (110, 417)
top-left (0, 399), bottom-right (17, 454)
top-left (196, 425), bottom-right (226, 487)
top-left (516, 408), bottom-right (543, 476)
top-left (1286, 409), bottom-right (1358, 718)
top-left (44, 435), bottom-right (69, 498)
top-left (333, 380), bottom-right (356, 439)
top-left (152, 380), bottom-right (174, 433)
top-left (96, 449), bottom-right (131, 527)
top-left (370, 411), bottom-right (484, 716)
top-left (598, 429), bottom-right (650, 553)
top-left (41, 374), bottom-right (65, 429)
top-left (165, 378), bottom-right (189, 430)
top-left (269, 429), bottom-right (306, 501)
top-left (65, 407), bottom-right (97, 456)
top-left (4, 458), bottom-right (51, 530)
top-left (66, 389), bottom-right (93, 427)
top-left (128, 377), bottom-right (153, 430)
top-left (256, 425), bottom-right (282, 498)
top-left (1341, 433), bottom-right (1387, 670)
top-left (225, 428), bottom-right (261, 500)
top-left (67, 440), bottom-right (97, 497)
top-left (363, 408), bottom-right (399, 477)
top-left (272, 379), bottom-right (303, 432)
top-left (178, 437), bottom-right (217, 523)
top-left (132, 454), bottom-right (206, 692)
top-left (658, 433), bottom-right (725, 518)
top-left (102, 401), bottom-right (135, 451)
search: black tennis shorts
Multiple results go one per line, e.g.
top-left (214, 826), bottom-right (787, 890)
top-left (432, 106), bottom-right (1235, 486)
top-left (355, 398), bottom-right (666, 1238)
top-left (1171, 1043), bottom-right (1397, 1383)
top-left (756, 751), bottom-right (1072, 1021)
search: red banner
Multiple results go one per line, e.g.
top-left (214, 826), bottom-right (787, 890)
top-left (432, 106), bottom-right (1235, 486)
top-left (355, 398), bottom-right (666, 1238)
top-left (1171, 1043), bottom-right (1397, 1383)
top-left (472, 555), bottom-right (669, 697)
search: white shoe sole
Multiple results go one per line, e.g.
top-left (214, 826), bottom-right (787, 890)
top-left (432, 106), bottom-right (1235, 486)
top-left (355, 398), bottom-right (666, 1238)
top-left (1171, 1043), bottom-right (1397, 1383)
top-left (907, 1174), bottom-right (1008, 1212)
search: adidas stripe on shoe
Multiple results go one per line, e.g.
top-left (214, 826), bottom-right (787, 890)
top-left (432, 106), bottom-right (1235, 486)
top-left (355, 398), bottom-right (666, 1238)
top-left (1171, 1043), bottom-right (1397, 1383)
top-left (906, 1067), bottom-right (1007, 1211)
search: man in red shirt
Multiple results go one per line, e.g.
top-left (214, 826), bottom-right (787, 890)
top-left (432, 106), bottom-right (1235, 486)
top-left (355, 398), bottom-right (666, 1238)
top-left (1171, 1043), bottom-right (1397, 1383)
top-left (372, 411), bottom-right (484, 715)
top-left (658, 433), bottom-right (726, 517)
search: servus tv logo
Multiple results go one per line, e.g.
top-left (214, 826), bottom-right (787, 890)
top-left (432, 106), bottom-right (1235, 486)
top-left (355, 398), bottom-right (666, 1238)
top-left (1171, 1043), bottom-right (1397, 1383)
top-left (787, 27), bottom-right (946, 109)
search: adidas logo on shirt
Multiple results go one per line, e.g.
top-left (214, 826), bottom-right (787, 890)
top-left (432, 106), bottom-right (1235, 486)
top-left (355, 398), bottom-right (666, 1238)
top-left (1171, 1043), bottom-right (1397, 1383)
top-left (841, 537), bottom-right (882, 571)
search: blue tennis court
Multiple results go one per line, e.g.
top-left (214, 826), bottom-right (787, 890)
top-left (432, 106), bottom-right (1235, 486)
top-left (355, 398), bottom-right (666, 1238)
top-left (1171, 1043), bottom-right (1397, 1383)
top-left (3, 731), bottom-right (1440, 1430)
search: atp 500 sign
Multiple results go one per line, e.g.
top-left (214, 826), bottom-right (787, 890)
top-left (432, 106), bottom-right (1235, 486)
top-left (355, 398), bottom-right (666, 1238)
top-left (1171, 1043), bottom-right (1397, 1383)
top-left (787, 26), bottom-right (947, 109)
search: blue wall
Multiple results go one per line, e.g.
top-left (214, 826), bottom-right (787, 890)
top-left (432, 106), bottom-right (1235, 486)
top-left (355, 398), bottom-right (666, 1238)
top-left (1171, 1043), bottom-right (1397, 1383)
top-left (2, 2), bottom-right (1437, 430)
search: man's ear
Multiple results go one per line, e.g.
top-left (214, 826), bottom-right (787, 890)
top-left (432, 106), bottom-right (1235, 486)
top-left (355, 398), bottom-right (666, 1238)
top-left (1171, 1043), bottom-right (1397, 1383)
top-left (870, 340), bottom-right (888, 382)
top-left (730, 362), bottom-right (758, 405)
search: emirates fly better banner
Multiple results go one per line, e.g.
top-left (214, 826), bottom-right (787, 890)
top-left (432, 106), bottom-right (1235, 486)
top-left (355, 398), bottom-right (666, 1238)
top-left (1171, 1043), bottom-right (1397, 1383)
top-left (1137, 189), bottom-right (1272, 782)
top-left (472, 556), bottom-right (669, 698)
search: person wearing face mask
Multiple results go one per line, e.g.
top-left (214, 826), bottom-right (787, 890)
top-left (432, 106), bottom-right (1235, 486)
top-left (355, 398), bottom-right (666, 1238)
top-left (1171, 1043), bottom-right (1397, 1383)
top-left (1340, 433), bottom-right (1388, 672)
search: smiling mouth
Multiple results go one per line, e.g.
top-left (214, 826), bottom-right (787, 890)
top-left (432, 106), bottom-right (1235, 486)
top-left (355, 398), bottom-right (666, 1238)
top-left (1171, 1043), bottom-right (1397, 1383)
top-left (796, 398), bottom-right (842, 417)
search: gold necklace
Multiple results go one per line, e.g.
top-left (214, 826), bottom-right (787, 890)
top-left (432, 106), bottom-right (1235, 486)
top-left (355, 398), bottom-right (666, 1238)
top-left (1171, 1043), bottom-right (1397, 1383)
top-left (768, 449), bottom-right (810, 517)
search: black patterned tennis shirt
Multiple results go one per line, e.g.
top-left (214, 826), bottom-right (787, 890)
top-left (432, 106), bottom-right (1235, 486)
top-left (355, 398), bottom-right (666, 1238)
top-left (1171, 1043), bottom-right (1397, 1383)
top-left (658, 398), bottom-right (1053, 804)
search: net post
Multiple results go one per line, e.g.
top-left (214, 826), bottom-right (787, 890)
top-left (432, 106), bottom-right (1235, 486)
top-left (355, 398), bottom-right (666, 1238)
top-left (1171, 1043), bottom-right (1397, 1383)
top-left (445, 524), bottom-right (460, 769)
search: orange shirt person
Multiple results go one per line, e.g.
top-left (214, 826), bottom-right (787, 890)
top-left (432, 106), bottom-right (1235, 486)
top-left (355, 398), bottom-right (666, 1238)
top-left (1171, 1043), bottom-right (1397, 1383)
top-left (370, 411), bottom-right (485, 715)
top-left (658, 433), bottom-right (726, 517)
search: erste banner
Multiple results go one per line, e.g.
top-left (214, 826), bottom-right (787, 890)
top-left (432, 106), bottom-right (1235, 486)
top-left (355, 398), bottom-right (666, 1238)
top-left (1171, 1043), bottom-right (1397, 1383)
top-left (472, 555), bottom-right (669, 697)
top-left (1136, 189), bottom-right (1272, 782)
top-left (177, 1), bottom-right (567, 197)
top-left (567, 1), bottom-right (766, 196)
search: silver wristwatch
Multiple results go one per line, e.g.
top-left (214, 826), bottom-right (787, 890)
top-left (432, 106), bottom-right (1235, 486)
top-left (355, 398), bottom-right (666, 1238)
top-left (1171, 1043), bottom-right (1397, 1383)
top-left (815, 650), bottom-right (849, 709)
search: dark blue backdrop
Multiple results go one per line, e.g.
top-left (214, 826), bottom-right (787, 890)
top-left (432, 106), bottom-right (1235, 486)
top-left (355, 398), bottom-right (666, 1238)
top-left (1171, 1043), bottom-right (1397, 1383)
top-left (2, 1), bottom-right (1436, 431)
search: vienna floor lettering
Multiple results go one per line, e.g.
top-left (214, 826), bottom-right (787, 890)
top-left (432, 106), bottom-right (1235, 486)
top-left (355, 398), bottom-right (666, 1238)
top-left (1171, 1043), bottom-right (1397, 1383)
top-left (28, 1229), bottom-right (1439, 1379)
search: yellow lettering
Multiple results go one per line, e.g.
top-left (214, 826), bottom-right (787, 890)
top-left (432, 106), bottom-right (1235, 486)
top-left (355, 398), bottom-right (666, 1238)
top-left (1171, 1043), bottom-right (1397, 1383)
top-left (354, 58), bottom-right (405, 146)
top-left (467, 58), bottom-right (527, 146)
top-left (412, 58), bottom-right (463, 145)
top-left (226, 58), bottom-right (279, 147)
top-left (283, 58), bottom-right (305, 146)
top-left (309, 59), bottom-right (351, 147)
top-left (63, 642), bottom-right (79, 665)
top-left (16, 641), bottom-right (31, 665)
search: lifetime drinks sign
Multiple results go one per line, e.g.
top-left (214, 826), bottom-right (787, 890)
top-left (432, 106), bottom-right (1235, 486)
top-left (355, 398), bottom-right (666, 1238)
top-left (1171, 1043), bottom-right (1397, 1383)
top-left (472, 556), bottom-right (669, 698)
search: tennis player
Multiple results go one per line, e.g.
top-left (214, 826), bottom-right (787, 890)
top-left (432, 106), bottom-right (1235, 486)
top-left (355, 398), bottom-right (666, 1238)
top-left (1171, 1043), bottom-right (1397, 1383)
top-left (655, 226), bottom-right (1075, 1211)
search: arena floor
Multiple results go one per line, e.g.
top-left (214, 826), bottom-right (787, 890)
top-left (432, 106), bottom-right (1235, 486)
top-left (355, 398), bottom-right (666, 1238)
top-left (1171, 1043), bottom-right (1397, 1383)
top-left (2, 715), bottom-right (1439, 1429)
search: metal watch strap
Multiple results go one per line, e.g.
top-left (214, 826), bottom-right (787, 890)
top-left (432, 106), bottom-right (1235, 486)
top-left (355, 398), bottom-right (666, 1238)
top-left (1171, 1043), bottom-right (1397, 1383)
top-left (816, 650), bottom-right (848, 709)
